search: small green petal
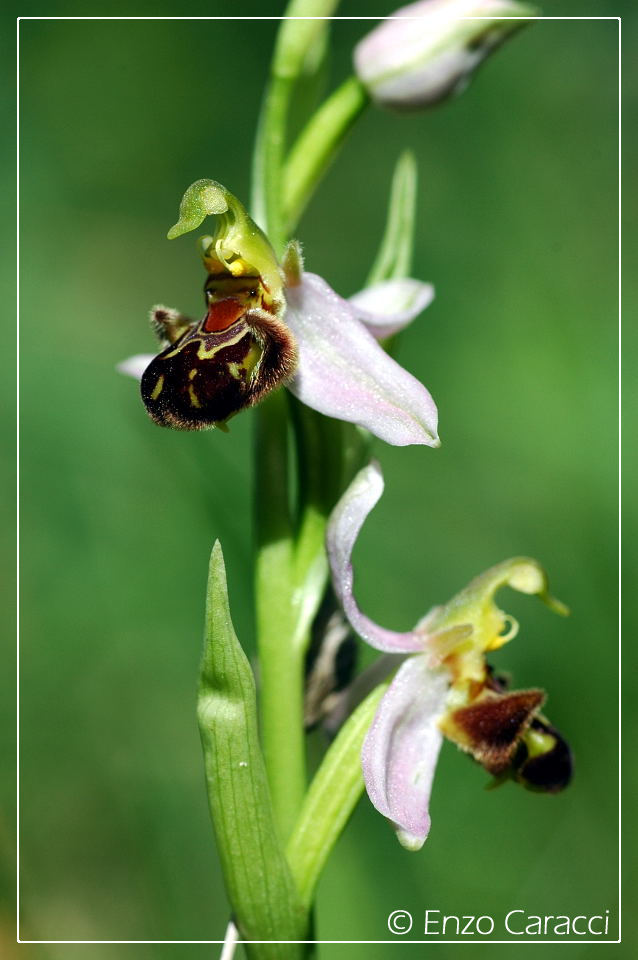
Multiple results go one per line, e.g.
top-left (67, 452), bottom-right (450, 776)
top-left (428, 557), bottom-right (568, 656)
top-left (167, 179), bottom-right (229, 238)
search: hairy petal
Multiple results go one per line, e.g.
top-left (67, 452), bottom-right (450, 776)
top-left (327, 462), bottom-right (424, 653)
top-left (117, 354), bottom-right (156, 380)
top-left (349, 278), bottom-right (434, 339)
top-left (286, 273), bottom-right (439, 446)
top-left (362, 656), bottom-right (449, 850)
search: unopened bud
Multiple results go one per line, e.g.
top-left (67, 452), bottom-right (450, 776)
top-left (354, 0), bottom-right (536, 111)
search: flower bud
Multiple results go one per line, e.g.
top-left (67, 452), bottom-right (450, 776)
top-left (353, 0), bottom-right (536, 111)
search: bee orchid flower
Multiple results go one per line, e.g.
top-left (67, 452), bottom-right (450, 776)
top-left (119, 180), bottom-right (437, 447)
top-left (326, 461), bottom-right (573, 850)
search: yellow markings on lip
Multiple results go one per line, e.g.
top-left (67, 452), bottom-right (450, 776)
top-left (188, 385), bottom-right (201, 408)
top-left (162, 324), bottom-right (247, 361)
top-left (196, 328), bottom-right (246, 360)
top-left (242, 342), bottom-right (263, 378)
top-left (189, 369), bottom-right (198, 380)
top-left (227, 343), bottom-right (262, 382)
top-left (150, 375), bottom-right (164, 400)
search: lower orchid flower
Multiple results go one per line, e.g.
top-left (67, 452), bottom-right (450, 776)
top-left (118, 179), bottom-right (437, 447)
top-left (327, 461), bottom-right (573, 850)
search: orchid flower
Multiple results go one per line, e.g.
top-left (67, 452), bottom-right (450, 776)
top-left (327, 461), bottom-right (572, 850)
top-left (119, 180), bottom-right (437, 448)
top-left (354, 0), bottom-right (536, 111)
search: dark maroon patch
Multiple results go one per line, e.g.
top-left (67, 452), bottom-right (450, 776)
top-left (141, 324), bottom-right (255, 428)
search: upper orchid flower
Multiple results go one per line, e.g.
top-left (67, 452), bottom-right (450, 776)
top-left (327, 461), bottom-right (572, 850)
top-left (354, 0), bottom-right (536, 111)
top-left (119, 180), bottom-right (437, 447)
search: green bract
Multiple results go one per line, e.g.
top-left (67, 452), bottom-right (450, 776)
top-left (198, 542), bottom-right (307, 956)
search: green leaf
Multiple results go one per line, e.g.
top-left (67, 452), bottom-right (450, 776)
top-left (198, 541), bottom-right (308, 958)
top-left (286, 683), bottom-right (389, 910)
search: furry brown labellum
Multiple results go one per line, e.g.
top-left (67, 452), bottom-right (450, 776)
top-left (141, 276), bottom-right (297, 430)
top-left (442, 689), bottom-right (546, 776)
top-left (440, 667), bottom-right (573, 792)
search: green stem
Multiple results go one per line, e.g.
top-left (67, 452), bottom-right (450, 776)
top-left (254, 401), bottom-right (341, 839)
top-left (283, 76), bottom-right (369, 234)
top-left (254, 391), bottom-right (306, 841)
top-left (252, 73), bottom-right (293, 254)
top-left (286, 684), bottom-right (389, 909)
top-left (290, 402), bottom-right (344, 647)
top-left (251, 2), bottom-right (343, 844)
top-left (260, 626), bottom-right (307, 843)
top-left (252, 0), bottom-right (341, 248)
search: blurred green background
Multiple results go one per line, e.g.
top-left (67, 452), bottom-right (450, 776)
top-left (11, 1), bottom-right (630, 957)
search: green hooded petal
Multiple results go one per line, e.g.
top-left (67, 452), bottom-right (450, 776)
top-left (422, 557), bottom-right (568, 688)
top-left (168, 179), bottom-right (284, 300)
